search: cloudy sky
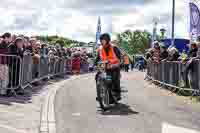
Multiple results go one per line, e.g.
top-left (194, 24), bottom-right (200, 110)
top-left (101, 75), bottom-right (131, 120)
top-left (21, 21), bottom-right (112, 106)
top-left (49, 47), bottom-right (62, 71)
top-left (0, 0), bottom-right (198, 42)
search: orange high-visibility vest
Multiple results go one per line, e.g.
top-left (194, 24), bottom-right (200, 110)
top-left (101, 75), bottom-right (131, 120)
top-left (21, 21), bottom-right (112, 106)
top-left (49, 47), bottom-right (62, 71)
top-left (124, 55), bottom-right (129, 64)
top-left (98, 45), bottom-right (120, 65)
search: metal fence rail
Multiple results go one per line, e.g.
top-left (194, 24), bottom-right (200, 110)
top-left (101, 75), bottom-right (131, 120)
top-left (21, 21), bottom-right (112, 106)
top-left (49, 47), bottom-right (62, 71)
top-left (146, 60), bottom-right (200, 95)
top-left (0, 54), bottom-right (89, 95)
top-left (80, 60), bottom-right (89, 73)
top-left (21, 53), bottom-right (32, 88)
top-left (0, 54), bottom-right (22, 94)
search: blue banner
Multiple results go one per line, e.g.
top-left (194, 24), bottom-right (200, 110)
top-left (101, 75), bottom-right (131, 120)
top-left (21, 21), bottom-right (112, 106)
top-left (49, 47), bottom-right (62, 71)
top-left (189, 2), bottom-right (200, 40)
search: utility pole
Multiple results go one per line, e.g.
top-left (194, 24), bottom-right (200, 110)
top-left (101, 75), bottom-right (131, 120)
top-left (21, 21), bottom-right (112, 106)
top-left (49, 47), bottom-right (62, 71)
top-left (152, 18), bottom-right (158, 48)
top-left (171, 0), bottom-right (175, 46)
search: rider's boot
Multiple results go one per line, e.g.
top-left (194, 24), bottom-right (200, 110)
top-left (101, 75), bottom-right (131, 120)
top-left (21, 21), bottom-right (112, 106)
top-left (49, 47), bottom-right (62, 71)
top-left (96, 97), bottom-right (99, 101)
top-left (112, 91), bottom-right (121, 101)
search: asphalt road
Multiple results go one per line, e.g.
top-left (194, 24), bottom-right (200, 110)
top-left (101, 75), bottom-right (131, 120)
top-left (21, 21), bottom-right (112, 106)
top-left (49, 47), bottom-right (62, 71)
top-left (55, 71), bottom-right (200, 133)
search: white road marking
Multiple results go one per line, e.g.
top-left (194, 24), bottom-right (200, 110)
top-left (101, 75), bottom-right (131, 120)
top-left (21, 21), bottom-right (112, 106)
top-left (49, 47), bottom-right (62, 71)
top-left (0, 124), bottom-right (27, 133)
top-left (40, 75), bottom-right (85, 133)
top-left (0, 109), bottom-right (25, 117)
top-left (72, 113), bottom-right (81, 116)
top-left (162, 122), bottom-right (200, 133)
top-left (104, 115), bottom-right (120, 118)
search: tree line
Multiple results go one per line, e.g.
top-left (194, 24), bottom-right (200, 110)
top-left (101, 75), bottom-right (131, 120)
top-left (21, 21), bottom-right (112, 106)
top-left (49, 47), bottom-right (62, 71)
top-left (116, 30), bottom-right (152, 55)
top-left (35, 35), bottom-right (86, 48)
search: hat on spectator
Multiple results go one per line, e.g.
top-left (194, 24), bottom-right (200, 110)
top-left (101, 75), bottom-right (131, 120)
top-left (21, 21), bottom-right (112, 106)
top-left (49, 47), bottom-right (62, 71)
top-left (15, 37), bottom-right (23, 42)
top-left (168, 46), bottom-right (177, 55)
top-left (153, 41), bottom-right (159, 46)
top-left (41, 42), bottom-right (47, 46)
top-left (30, 37), bottom-right (37, 42)
top-left (191, 41), bottom-right (197, 47)
top-left (2, 32), bottom-right (11, 39)
top-left (14, 37), bottom-right (24, 46)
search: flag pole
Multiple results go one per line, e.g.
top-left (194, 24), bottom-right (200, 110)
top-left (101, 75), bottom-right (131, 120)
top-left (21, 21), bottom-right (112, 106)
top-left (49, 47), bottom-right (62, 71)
top-left (171, 0), bottom-right (175, 46)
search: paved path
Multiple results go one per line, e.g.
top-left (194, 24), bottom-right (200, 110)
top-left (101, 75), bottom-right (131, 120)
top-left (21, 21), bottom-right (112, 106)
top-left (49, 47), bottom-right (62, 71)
top-left (0, 77), bottom-right (67, 133)
top-left (55, 71), bottom-right (200, 133)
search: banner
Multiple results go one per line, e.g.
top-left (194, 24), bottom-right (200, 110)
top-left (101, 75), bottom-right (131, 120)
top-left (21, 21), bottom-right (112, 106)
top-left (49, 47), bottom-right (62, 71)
top-left (189, 2), bottom-right (200, 40)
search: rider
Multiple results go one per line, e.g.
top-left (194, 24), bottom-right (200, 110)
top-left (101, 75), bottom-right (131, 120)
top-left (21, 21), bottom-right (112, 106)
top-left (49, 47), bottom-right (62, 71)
top-left (95, 33), bottom-right (121, 101)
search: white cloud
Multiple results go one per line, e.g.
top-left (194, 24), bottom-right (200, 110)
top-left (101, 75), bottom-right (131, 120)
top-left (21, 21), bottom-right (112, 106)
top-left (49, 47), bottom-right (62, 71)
top-left (0, 0), bottom-right (197, 42)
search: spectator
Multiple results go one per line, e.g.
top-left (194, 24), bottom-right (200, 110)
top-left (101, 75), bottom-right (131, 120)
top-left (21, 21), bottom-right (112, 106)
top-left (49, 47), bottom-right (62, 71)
top-left (0, 36), bottom-right (8, 64)
top-left (30, 37), bottom-right (37, 54)
top-left (11, 35), bottom-right (17, 43)
top-left (0, 37), bottom-right (3, 44)
top-left (145, 48), bottom-right (153, 61)
top-left (41, 43), bottom-right (48, 58)
top-left (0, 33), bottom-right (11, 91)
top-left (167, 46), bottom-right (180, 61)
top-left (8, 37), bottom-right (24, 57)
top-left (152, 41), bottom-right (160, 63)
top-left (8, 37), bottom-right (24, 89)
top-left (131, 55), bottom-right (135, 71)
top-left (61, 47), bottom-right (67, 58)
top-left (2, 32), bottom-right (12, 45)
top-left (48, 46), bottom-right (55, 58)
top-left (55, 44), bottom-right (62, 57)
top-left (123, 54), bottom-right (130, 72)
top-left (180, 49), bottom-right (188, 61)
top-left (0, 32), bottom-right (12, 54)
top-left (160, 45), bottom-right (168, 60)
top-left (196, 42), bottom-right (200, 58)
top-left (35, 41), bottom-right (41, 54)
top-left (189, 42), bottom-right (198, 58)
top-left (0, 33), bottom-right (12, 87)
top-left (72, 52), bottom-right (81, 74)
top-left (31, 40), bottom-right (40, 79)
top-left (66, 48), bottom-right (72, 57)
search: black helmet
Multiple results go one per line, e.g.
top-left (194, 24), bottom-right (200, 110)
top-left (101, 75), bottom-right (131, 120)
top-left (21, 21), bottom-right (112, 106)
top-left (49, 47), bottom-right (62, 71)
top-left (100, 33), bottom-right (111, 42)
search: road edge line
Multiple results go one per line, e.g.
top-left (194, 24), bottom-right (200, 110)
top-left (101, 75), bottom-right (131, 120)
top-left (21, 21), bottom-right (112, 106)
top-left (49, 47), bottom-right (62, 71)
top-left (39, 75), bottom-right (82, 133)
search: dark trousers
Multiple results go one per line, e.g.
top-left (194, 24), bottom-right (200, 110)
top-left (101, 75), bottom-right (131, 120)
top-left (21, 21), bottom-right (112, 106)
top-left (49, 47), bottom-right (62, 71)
top-left (131, 63), bottom-right (134, 70)
top-left (95, 67), bottom-right (121, 97)
top-left (125, 64), bottom-right (129, 72)
top-left (106, 67), bottom-right (121, 97)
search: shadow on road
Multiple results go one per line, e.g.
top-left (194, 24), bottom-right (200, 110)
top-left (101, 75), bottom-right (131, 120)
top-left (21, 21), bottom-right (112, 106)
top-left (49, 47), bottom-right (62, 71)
top-left (0, 75), bottom-right (70, 105)
top-left (100, 103), bottom-right (139, 116)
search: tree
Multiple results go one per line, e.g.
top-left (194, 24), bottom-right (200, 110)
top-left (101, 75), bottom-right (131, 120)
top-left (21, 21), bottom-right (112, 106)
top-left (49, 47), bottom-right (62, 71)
top-left (36, 35), bottom-right (83, 47)
top-left (116, 30), bottom-right (151, 55)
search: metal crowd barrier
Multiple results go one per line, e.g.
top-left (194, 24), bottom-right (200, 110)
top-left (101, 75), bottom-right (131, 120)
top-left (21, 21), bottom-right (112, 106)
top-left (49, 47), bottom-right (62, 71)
top-left (65, 58), bottom-right (72, 74)
top-left (21, 53), bottom-right (32, 88)
top-left (21, 54), bottom-right (66, 88)
top-left (0, 54), bottom-right (22, 94)
top-left (80, 60), bottom-right (89, 73)
top-left (146, 60), bottom-right (200, 95)
top-left (0, 53), bottom-right (83, 95)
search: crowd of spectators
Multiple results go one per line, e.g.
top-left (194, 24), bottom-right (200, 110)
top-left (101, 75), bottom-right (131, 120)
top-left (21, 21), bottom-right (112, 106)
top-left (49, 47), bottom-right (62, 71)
top-left (145, 41), bottom-right (200, 63)
top-left (4, 33), bottom-right (89, 68)
top-left (0, 32), bottom-right (92, 93)
top-left (0, 32), bottom-right (93, 63)
top-left (146, 40), bottom-right (200, 88)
